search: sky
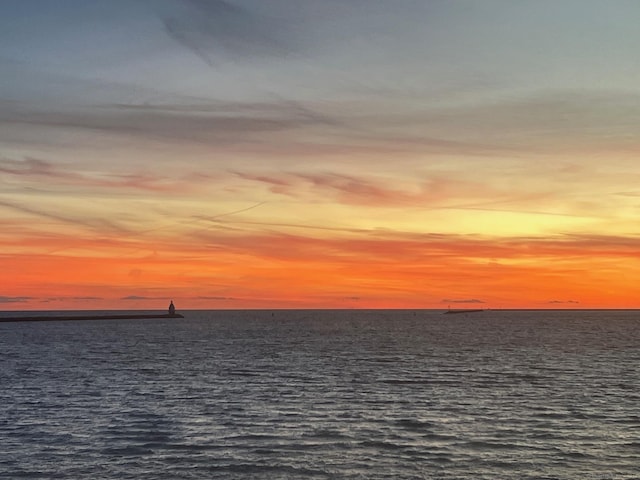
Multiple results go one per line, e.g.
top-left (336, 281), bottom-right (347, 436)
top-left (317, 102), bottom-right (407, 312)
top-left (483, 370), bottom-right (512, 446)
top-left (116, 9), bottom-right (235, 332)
top-left (2, 0), bottom-right (640, 310)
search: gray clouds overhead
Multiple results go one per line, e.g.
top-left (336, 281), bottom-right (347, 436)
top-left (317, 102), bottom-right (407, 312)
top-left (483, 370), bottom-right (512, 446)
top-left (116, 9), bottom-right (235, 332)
top-left (162, 0), bottom-right (299, 63)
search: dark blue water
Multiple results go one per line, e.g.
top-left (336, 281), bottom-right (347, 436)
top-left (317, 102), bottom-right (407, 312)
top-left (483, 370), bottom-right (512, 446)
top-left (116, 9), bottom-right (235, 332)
top-left (1, 309), bottom-right (639, 479)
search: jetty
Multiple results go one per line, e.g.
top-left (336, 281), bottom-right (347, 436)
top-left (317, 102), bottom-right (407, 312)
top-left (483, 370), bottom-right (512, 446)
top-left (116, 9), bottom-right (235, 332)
top-left (1, 301), bottom-right (184, 323)
top-left (0, 313), bottom-right (184, 323)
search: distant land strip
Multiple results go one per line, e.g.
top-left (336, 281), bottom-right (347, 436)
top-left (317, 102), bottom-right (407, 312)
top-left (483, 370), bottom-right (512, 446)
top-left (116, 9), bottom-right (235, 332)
top-left (443, 309), bottom-right (485, 314)
top-left (0, 313), bottom-right (184, 323)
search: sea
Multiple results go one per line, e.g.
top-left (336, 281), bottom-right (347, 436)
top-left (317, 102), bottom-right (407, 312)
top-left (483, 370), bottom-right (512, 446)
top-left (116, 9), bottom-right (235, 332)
top-left (1, 309), bottom-right (639, 479)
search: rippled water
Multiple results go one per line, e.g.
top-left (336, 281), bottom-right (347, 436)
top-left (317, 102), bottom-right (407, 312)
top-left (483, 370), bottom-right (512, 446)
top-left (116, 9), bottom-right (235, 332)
top-left (1, 309), bottom-right (639, 479)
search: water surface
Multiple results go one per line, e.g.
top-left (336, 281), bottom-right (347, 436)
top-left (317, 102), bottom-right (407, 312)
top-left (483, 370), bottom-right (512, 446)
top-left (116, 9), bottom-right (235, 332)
top-left (1, 309), bottom-right (639, 478)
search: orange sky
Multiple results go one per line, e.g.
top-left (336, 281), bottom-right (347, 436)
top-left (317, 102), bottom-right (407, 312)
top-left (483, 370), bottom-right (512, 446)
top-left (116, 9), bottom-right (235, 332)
top-left (2, 195), bottom-right (640, 309)
top-left (2, 1), bottom-right (640, 310)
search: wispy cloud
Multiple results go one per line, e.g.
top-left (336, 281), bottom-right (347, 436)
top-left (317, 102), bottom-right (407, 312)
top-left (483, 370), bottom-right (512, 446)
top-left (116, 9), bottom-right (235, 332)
top-left (0, 296), bottom-right (32, 303)
top-left (0, 157), bottom-right (56, 177)
top-left (0, 198), bottom-right (129, 235)
top-left (193, 295), bottom-right (233, 301)
top-left (0, 156), bottom-right (194, 193)
top-left (231, 170), bottom-right (582, 217)
top-left (121, 295), bottom-right (163, 301)
top-left (0, 98), bottom-right (343, 151)
top-left (184, 227), bottom-right (640, 268)
top-left (394, 89), bottom-right (640, 154)
top-left (232, 170), bottom-right (481, 207)
top-left (162, 0), bottom-right (297, 63)
top-left (442, 298), bottom-right (485, 304)
top-left (615, 190), bottom-right (640, 198)
top-left (38, 296), bottom-right (104, 303)
top-left (10, 84), bottom-right (635, 158)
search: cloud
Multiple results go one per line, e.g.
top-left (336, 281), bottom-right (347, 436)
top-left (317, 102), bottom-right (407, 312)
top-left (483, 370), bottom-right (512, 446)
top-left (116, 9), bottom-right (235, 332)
top-left (556, 233), bottom-right (640, 252)
top-left (0, 156), bottom-right (193, 193)
top-left (121, 295), bottom-right (163, 301)
top-left (194, 296), bottom-right (232, 301)
top-left (0, 198), bottom-right (129, 235)
top-left (0, 296), bottom-right (32, 303)
top-left (0, 98), bottom-right (343, 151)
top-left (0, 157), bottom-right (55, 176)
top-left (193, 214), bottom-right (370, 235)
top-left (232, 171), bottom-right (294, 194)
top-left (162, 0), bottom-right (297, 63)
top-left (442, 298), bottom-right (485, 304)
top-left (15, 83), bottom-right (632, 159)
top-left (18, 70), bottom-right (636, 161)
top-left (547, 300), bottom-right (579, 304)
top-left (37, 296), bottom-right (103, 303)
top-left (183, 227), bottom-right (640, 275)
top-left (228, 168), bottom-right (623, 223)
top-left (232, 170), bottom-right (547, 211)
top-left (399, 89), bottom-right (640, 154)
top-left (296, 172), bottom-right (418, 206)
top-left (233, 170), bottom-right (429, 205)
top-left (615, 191), bottom-right (640, 198)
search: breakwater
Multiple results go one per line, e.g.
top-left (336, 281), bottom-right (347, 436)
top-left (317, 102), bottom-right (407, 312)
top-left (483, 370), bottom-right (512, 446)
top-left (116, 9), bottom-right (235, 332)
top-left (0, 313), bottom-right (184, 323)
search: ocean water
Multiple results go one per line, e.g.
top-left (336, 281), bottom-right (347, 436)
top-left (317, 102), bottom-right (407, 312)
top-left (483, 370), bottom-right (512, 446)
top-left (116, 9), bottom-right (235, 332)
top-left (1, 309), bottom-right (639, 479)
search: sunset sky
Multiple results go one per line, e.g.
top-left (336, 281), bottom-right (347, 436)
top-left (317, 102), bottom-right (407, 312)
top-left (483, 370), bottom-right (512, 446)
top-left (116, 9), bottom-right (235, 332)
top-left (2, 0), bottom-right (640, 310)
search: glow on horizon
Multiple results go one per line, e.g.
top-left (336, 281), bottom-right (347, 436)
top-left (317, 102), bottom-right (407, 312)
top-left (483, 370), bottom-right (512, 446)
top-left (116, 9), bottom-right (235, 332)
top-left (2, 1), bottom-right (640, 310)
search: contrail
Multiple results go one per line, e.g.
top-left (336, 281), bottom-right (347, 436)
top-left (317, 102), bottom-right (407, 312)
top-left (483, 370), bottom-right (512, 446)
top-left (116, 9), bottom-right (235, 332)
top-left (206, 201), bottom-right (267, 219)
